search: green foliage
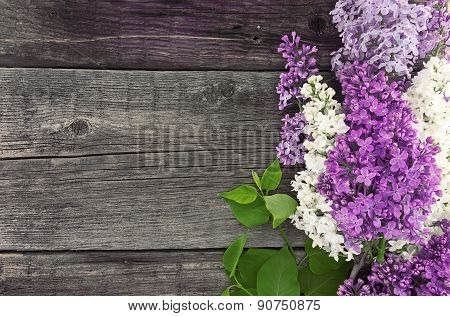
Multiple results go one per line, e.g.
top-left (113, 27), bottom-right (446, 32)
top-left (224, 196), bottom-right (270, 228)
top-left (231, 288), bottom-right (257, 296)
top-left (305, 238), bottom-right (348, 275)
top-left (252, 171), bottom-right (262, 192)
top-left (223, 234), bottom-right (247, 277)
top-left (261, 159), bottom-right (282, 192)
top-left (264, 194), bottom-right (298, 228)
top-left (219, 159), bottom-right (354, 297)
top-left (219, 185), bottom-right (258, 204)
top-left (298, 263), bottom-right (352, 296)
top-left (257, 246), bottom-right (300, 296)
top-left (221, 288), bottom-right (230, 296)
top-left (238, 248), bottom-right (278, 288)
top-left (376, 237), bottom-right (386, 263)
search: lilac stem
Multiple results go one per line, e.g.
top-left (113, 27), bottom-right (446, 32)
top-left (350, 253), bottom-right (368, 280)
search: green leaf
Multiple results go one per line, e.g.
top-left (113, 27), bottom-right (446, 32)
top-left (224, 196), bottom-right (270, 228)
top-left (264, 194), bottom-right (298, 228)
top-left (252, 171), bottom-right (262, 192)
top-left (376, 237), bottom-right (386, 263)
top-left (223, 234), bottom-right (247, 277)
top-left (298, 263), bottom-right (352, 296)
top-left (256, 246), bottom-right (300, 296)
top-left (238, 248), bottom-right (278, 288)
top-left (261, 159), bottom-right (282, 191)
top-left (229, 273), bottom-right (246, 288)
top-left (219, 185), bottom-right (258, 204)
top-left (231, 287), bottom-right (257, 296)
top-left (221, 288), bottom-right (231, 296)
top-left (305, 238), bottom-right (348, 275)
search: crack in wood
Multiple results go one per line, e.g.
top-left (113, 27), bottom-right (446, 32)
top-left (0, 34), bottom-right (244, 44)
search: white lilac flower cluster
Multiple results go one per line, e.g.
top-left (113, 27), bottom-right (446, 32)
top-left (290, 75), bottom-right (356, 261)
top-left (301, 76), bottom-right (350, 174)
top-left (403, 57), bottom-right (450, 226)
top-left (387, 240), bottom-right (419, 260)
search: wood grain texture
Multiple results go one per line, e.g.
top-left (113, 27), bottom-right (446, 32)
top-left (0, 68), bottom-right (337, 159)
top-left (0, 0), bottom-right (341, 70)
top-left (0, 68), bottom-right (336, 251)
top-left (0, 251), bottom-right (228, 295)
top-left (0, 152), bottom-right (306, 250)
top-left (0, 250), bottom-right (305, 295)
top-left (0, 68), bottom-right (282, 158)
top-left (0, 0), bottom-right (337, 296)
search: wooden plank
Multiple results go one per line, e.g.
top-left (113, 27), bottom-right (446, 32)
top-left (0, 68), bottom-right (337, 159)
top-left (0, 250), bottom-right (305, 295)
top-left (0, 0), bottom-right (340, 70)
top-left (0, 250), bottom-right (227, 295)
top-left (0, 152), bottom-right (305, 250)
top-left (0, 68), bottom-right (338, 250)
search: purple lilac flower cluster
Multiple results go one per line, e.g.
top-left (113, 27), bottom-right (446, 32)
top-left (276, 32), bottom-right (318, 166)
top-left (317, 61), bottom-right (442, 253)
top-left (426, 0), bottom-right (450, 56)
top-left (276, 32), bottom-right (319, 110)
top-left (338, 221), bottom-right (450, 296)
top-left (276, 113), bottom-right (308, 166)
top-left (330, 0), bottom-right (442, 77)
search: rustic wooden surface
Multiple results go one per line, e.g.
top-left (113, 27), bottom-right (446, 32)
top-left (0, 250), bottom-right (305, 295)
top-left (0, 251), bottom-right (228, 295)
top-left (0, 0), bottom-right (339, 70)
top-left (0, 0), bottom-right (340, 295)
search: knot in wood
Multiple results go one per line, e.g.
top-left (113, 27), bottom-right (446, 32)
top-left (219, 80), bottom-right (235, 98)
top-left (66, 118), bottom-right (91, 136)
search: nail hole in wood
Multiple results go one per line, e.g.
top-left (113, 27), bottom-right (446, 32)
top-left (252, 35), bottom-right (261, 44)
top-left (48, 9), bottom-right (57, 18)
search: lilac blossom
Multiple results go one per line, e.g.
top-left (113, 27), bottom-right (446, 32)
top-left (317, 62), bottom-right (442, 253)
top-left (276, 32), bottom-right (319, 165)
top-left (338, 279), bottom-right (372, 296)
top-left (276, 113), bottom-right (307, 166)
top-left (339, 221), bottom-right (450, 296)
top-left (425, 0), bottom-right (450, 56)
top-left (330, 0), bottom-right (444, 77)
top-left (276, 32), bottom-right (319, 110)
top-left (356, 167), bottom-right (377, 186)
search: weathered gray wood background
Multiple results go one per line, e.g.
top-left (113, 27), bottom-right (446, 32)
top-left (0, 0), bottom-right (340, 295)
